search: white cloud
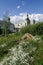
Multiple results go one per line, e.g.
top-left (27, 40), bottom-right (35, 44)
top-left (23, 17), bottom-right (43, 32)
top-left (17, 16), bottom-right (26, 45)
top-left (30, 14), bottom-right (43, 21)
top-left (17, 5), bottom-right (21, 9)
top-left (10, 13), bottom-right (43, 25)
top-left (10, 13), bottom-right (27, 24)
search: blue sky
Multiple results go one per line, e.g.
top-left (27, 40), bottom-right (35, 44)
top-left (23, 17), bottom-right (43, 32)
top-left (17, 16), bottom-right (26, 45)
top-left (0, 0), bottom-right (43, 18)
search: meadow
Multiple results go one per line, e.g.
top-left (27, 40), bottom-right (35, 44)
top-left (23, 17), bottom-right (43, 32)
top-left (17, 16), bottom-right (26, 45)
top-left (0, 22), bottom-right (43, 65)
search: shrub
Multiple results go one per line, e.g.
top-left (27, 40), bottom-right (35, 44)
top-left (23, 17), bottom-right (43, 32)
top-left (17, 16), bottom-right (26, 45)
top-left (0, 27), bottom-right (2, 34)
top-left (41, 35), bottom-right (43, 39)
top-left (20, 22), bottom-right (43, 35)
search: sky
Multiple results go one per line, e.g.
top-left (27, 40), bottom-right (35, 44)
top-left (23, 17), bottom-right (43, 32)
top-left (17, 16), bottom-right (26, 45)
top-left (0, 0), bottom-right (43, 18)
top-left (0, 0), bottom-right (43, 24)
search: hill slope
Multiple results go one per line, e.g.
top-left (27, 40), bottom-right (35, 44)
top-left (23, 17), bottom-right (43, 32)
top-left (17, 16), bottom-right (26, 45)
top-left (0, 22), bottom-right (43, 65)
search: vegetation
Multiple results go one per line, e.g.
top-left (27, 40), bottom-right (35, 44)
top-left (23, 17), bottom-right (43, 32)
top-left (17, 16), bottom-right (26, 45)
top-left (0, 22), bottom-right (43, 65)
top-left (0, 26), bottom-right (2, 34)
top-left (0, 12), bottom-right (11, 36)
top-left (20, 22), bottom-right (43, 35)
top-left (0, 33), bottom-right (22, 61)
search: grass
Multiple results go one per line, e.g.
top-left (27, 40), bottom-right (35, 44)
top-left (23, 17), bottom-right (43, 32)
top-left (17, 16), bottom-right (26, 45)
top-left (0, 32), bottom-right (22, 61)
top-left (34, 40), bottom-right (43, 65)
top-left (0, 32), bottom-right (43, 65)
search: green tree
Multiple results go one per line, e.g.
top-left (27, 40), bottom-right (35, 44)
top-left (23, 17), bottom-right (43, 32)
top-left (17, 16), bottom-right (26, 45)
top-left (0, 26), bottom-right (2, 34)
top-left (3, 11), bottom-right (10, 36)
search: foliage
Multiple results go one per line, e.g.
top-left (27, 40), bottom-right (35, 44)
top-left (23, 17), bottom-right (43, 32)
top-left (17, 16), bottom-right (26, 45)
top-left (0, 22), bottom-right (43, 65)
top-left (41, 35), bottom-right (43, 40)
top-left (3, 12), bottom-right (10, 36)
top-left (20, 22), bottom-right (43, 35)
top-left (1, 40), bottom-right (38, 65)
top-left (0, 33), bottom-right (21, 61)
top-left (0, 35), bottom-right (43, 65)
top-left (0, 26), bottom-right (2, 34)
top-left (3, 21), bottom-right (10, 36)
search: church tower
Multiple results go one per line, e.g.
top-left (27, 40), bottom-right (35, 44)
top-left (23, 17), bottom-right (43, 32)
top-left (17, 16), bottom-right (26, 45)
top-left (26, 14), bottom-right (30, 25)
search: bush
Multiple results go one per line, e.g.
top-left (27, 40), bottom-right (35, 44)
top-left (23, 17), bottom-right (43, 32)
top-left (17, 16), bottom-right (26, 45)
top-left (41, 35), bottom-right (43, 39)
top-left (0, 27), bottom-right (2, 34)
top-left (20, 22), bottom-right (43, 35)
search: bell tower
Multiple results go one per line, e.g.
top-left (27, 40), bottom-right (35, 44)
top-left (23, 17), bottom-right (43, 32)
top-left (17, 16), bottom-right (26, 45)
top-left (26, 14), bottom-right (30, 25)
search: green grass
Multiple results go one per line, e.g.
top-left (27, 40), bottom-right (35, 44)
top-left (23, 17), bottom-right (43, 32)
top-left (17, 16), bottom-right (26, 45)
top-left (34, 40), bottom-right (43, 65)
top-left (0, 32), bottom-right (22, 61)
top-left (20, 22), bottom-right (43, 35)
top-left (0, 32), bottom-right (43, 65)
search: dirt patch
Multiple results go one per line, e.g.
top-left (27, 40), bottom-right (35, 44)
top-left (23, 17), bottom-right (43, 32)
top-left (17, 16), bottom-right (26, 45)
top-left (20, 33), bottom-right (34, 41)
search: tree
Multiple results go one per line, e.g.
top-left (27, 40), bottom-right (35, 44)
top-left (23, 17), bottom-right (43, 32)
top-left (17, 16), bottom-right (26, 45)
top-left (3, 11), bottom-right (10, 36)
top-left (0, 26), bottom-right (2, 34)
